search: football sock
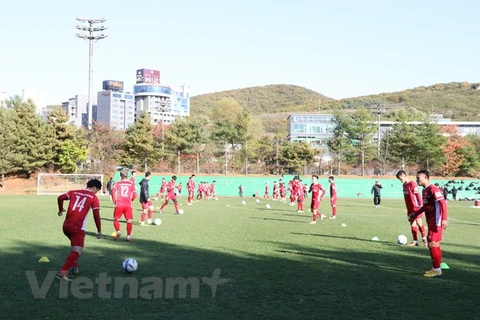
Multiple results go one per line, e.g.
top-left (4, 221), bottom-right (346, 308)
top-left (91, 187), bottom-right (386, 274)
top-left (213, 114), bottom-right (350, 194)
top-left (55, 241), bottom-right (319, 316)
top-left (419, 226), bottom-right (426, 238)
top-left (411, 226), bottom-right (418, 241)
top-left (147, 210), bottom-right (153, 220)
top-left (140, 212), bottom-right (146, 222)
top-left (174, 203), bottom-right (179, 212)
top-left (430, 246), bottom-right (442, 269)
top-left (160, 203), bottom-right (166, 211)
top-left (312, 213), bottom-right (317, 222)
top-left (114, 219), bottom-right (120, 232)
top-left (61, 251), bottom-right (80, 275)
top-left (332, 207), bottom-right (337, 216)
top-left (126, 222), bottom-right (132, 236)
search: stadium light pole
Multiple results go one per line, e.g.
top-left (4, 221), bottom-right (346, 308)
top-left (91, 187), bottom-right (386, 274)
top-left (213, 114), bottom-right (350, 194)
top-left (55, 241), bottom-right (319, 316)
top-left (76, 17), bottom-right (107, 130)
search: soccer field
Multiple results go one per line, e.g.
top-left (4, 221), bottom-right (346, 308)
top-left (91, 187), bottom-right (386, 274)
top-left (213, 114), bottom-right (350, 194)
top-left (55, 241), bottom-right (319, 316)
top-left (1, 195), bottom-right (480, 319)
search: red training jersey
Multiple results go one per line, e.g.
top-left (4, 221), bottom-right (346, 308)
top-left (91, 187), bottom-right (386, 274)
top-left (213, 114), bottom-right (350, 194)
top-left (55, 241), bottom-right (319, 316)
top-left (330, 182), bottom-right (337, 199)
top-left (112, 180), bottom-right (137, 207)
top-left (416, 184), bottom-right (448, 227)
top-left (310, 183), bottom-right (326, 202)
top-left (58, 189), bottom-right (101, 231)
top-left (166, 181), bottom-right (176, 196)
top-left (187, 178), bottom-right (195, 191)
top-left (403, 180), bottom-right (422, 214)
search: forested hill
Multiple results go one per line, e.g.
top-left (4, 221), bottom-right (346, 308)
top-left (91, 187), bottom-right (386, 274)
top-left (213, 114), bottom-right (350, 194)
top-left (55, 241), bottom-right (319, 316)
top-left (191, 82), bottom-right (480, 121)
top-left (190, 84), bottom-right (331, 116)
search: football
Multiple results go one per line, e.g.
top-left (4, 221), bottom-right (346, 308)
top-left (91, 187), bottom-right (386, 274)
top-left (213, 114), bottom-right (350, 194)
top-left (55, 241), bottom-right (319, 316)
top-left (397, 235), bottom-right (408, 245)
top-left (178, 209), bottom-right (184, 215)
top-left (241, 200), bottom-right (246, 205)
top-left (256, 199), bottom-right (260, 204)
top-left (265, 204), bottom-right (271, 209)
top-left (154, 218), bottom-right (162, 225)
top-left (122, 258), bottom-right (138, 273)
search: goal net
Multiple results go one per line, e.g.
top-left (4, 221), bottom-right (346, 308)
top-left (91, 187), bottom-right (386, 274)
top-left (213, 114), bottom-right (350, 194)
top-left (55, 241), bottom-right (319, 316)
top-left (37, 174), bottom-right (105, 196)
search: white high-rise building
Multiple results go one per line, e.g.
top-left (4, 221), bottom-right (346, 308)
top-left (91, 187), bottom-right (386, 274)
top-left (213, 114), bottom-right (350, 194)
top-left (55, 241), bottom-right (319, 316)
top-left (133, 68), bottom-right (190, 126)
top-left (62, 95), bottom-right (98, 128)
top-left (96, 80), bottom-right (135, 130)
top-left (21, 90), bottom-right (46, 116)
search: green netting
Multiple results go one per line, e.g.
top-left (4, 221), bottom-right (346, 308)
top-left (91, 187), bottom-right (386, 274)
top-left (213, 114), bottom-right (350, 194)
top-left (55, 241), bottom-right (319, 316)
top-left (112, 173), bottom-right (480, 200)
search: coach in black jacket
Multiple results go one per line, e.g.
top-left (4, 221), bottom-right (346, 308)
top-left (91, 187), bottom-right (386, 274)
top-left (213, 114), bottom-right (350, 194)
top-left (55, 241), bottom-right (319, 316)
top-left (371, 181), bottom-right (382, 208)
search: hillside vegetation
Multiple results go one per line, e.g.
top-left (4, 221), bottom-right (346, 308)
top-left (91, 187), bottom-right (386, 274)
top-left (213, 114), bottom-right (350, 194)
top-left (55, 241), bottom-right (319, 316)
top-left (191, 84), bottom-right (331, 116)
top-left (191, 82), bottom-right (480, 135)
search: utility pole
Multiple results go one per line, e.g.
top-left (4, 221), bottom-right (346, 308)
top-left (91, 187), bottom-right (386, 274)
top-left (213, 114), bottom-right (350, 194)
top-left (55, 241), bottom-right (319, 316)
top-left (372, 103), bottom-right (386, 158)
top-left (76, 17), bottom-right (107, 130)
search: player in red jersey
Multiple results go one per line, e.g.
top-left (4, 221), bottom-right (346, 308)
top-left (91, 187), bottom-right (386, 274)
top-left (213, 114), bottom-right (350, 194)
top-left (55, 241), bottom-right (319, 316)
top-left (309, 175), bottom-right (326, 224)
top-left (139, 172), bottom-right (154, 225)
top-left (187, 174), bottom-right (196, 205)
top-left (210, 181), bottom-right (217, 199)
top-left (328, 176), bottom-right (338, 219)
top-left (296, 179), bottom-right (305, 212)
top-left (409, 170), bottom-right (448, 278)
top-left (56, 179), bottom-right (102, 280)
top-left (273, 181), bottom-right (279, 200)
top-left (279, 179), bottom-right (286, 202)
top-left (160, 176), bottom-right (180, 213)
top-left (289, 178), bottom-right (298, 206)
top-left (157, 178), bottom-right (166, 200)
top-left (264, 183), bottom-right (270, 199)
top-left (111, 170), bottom-right (137, 242)
top-left (396, 170), bottom-right (427, 247)
top-left (129, 170), bottom-right (136, 185)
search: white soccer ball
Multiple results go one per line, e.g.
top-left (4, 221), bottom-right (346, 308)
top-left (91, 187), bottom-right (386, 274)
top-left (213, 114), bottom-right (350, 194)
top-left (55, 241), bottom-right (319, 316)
top-left (178, 209), bottom-right (184, 215)
top-left (122, 258), bottom-right (138, 273)
top-left (215, 197), bottom-right (219, 201)
top-left (397, 235), bottom-right (408, 245)
top-left (256, 199), bottom-right (260, 204)
top-left (241, 200), bottom-right (246, 205)
top-left (154, 218), bottom-right (162, 225)
top-left (265, 204), bottom-right (271, 209)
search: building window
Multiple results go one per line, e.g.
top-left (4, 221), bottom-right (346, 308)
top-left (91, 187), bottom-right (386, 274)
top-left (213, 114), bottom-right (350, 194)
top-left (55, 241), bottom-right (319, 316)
top-left (293, 124), bottom-right (306, 133)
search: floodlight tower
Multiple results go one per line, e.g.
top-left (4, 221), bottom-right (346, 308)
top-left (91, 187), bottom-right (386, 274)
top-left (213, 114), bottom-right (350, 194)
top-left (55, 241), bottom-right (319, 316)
top-left (75, 17), bottom-right (107, 130)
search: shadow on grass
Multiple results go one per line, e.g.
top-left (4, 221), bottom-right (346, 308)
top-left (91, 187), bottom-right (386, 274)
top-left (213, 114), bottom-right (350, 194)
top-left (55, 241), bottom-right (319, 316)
top-left (2, 232), bottom-right (480, 320)
top-left (250, 217), bottom-right (307, 224)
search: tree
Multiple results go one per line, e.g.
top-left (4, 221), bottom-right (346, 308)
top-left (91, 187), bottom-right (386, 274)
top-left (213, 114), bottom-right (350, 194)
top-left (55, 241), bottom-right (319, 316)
top-left (327, 112), bottom-right (351, 175)
top-left (211, 98), bottom-right (257, 173)
top-left (279, 141), bottom-right (316, 174)
top-left (439, 125), bottom-right (467, 176)
top-left (89, 122), bottom-right (125, 177)
top-left (9, 97), bottom-right (56, 177)
top-left (47, 108), bottom-right (88, 173)
top-left (123, 112), bottom-right (157, 171)
top-left (333, 109), bottom-right (376, 176)
top-left (0, 107), bottom-right (23, 186)
top-left (413, 121), bottom-right (446, 171)
top-left (387, 113), bottom-right (417, 169)
top-left (164, 116), bottom-right (208, 174)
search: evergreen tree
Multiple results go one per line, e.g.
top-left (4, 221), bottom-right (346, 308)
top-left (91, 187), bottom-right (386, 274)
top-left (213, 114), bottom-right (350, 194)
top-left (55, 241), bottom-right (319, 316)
top-left (9, 97), bottom-right (56, 177)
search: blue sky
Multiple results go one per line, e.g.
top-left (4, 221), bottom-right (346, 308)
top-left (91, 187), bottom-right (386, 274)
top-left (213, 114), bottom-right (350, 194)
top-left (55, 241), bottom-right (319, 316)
top-left (0, 0), bottom-right (478, 105)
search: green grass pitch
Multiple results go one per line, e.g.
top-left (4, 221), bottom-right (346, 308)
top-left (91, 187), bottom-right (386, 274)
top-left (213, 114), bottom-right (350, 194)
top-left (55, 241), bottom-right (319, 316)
top-left (1, 195), bottom-right (480, 319)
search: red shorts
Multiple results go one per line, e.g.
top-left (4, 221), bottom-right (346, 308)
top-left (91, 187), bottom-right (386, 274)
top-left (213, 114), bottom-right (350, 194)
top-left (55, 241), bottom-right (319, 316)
top-left (311, 201), bottom-right (320, 211)
top-left (297, 195), bottom-right (304, 202)
top-left (141, 201), bottom-right (153, 209)
top-left (166, 194), bottom-right (177, 202)
top-left (427, 225), bottom-right (443, 242)
top-left (63, 225), bottom-right (85, 248)
top-left (114, 206), bottom-right (133, 220)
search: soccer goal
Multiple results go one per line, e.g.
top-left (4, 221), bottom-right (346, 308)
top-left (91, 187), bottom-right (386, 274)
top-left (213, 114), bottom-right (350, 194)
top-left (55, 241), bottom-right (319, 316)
top-left (37, 174), bottom-right (104, 196)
